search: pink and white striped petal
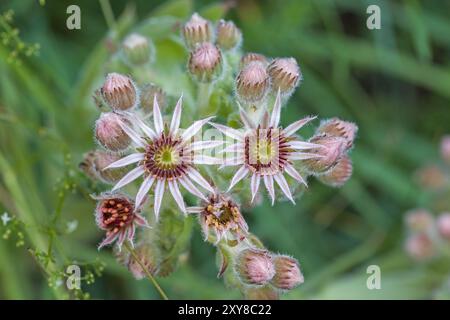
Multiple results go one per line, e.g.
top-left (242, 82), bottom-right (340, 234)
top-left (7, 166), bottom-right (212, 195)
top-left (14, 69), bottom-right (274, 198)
top-left (209, 123), bottom-right (244, 141)
top-left (178, 177), bottom-right (207, 201)
top-left (193, 155), bottom-right (222, 165)
top-left (112, 166), bottom-right (145, 191)
top-left (287, 141), bottom-right (322, 150)
top-left (227, 166), bottom-right (249, 191)
top-left (190, 140), bottom-right (223, 151)
top-left (283, 116), bottom-right (316, 137)
top-left (104, 153), bottom-right (144, 170)
top-left (182, 116), bottom-right (215, 142)
top-left (270, 89), bottom-right (282, 128)
top-left (153, 179), bottom-right (165, 220)
top-left (170, 95), bottom-right (183, 136)
top-left (168, 180), bottom-right (186, 214)
top-left (250, 173), bottom-right (261, 203)
top-left (153, 95), bottom-right (164, 134)
top-left (263, 175), bottom-right (275, 205)
top-left (289, 152), bottom-right (323, 161)
top-left (135, 175), bottom-right (155, 209)
top-left (273, 172), bottom-right (295, 204)
top-left (284, 163), bottom-right (307, 187)
top-left (119, 122), bottom-right (146, 148)
top-left (187, 168), bottom-right (215, 193)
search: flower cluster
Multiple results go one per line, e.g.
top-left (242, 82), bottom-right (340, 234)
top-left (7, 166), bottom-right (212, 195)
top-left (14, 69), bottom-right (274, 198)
top-left (81, 12), bottom-right (358, 299)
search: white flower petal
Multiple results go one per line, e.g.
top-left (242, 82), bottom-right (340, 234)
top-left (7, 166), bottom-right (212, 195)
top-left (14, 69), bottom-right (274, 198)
top-left (104, 153), bottom-right (144, 170)
top-left (227, 166), bottom-right (249, 191)
top-left (284, 163), bottom-right (307, 186)
top-left (111, 166), bottom-right (145, 191)
top-left (153, 95), bottom-right (164, 134)
top-left (289, 152), bottom-right (323, 160)
top-left (219, 143), bottom-right (244, 154)
top-left (209, 122), bottom-right (243, 141)
top-left (187, 206), bottom-right (204, 214)
top-left (239, 108), bottom-right (255, 129)
top-left (287, 141), bottom-right (322, 150)
top-left (153, 179), bottom-right (165, 220)
top-left (190, 140), bottom-right (223, 151)
top-left (270, 89), bottom-right (282, 128)
top-left (187, 168), bottom-right (214, 193)
top-left (261, 111), bottom-right (270, 129)
top-left (170, 95), bottom-right (183, 136)
top-left (193, 155), bottom-right (222, 165)
top-left (263, 175), bottom-right (275, 205)
top-left (283, 116), bottom-right (316, 137)
top-left (119, 122), bottom-right (145, 148)
top-left (178, 177), bottom-right (207, 201)
top-left (273, 172), bottom-right (295, 204)
top-left (219, 155), bottom-right (244, 168)
top-left (135, 175), bottom-right (155, 209)
top-left (251, 173), bottom-right (261, 203)
top-left (129, 113), bottom-right (156, 139)
top-left (168, 180), bottom-right (186, 214)
top-left (181, 116), bottom-right (214, 142)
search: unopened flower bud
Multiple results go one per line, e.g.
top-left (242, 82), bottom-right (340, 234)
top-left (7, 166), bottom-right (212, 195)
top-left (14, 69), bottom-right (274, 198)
top-left (79, 151), bottom-right (100, 181)
top-left (182, 13), bottom-right (212, 49)
top-left (267, 57), bottom-right (301, 95)
top-left (303, 134), bottom-right (347, 174)
top-left (216, 19), bottom-right (242, 50)
top-left (101, 73), bottom-right (137, 111)
top-left (244, 286), bottom-right (279, 300)
top-left (317, 118), bottom-right (358, 150)
top-left (95, 112), bottom-right (131, 151)
top-left (405, 233), bottom-right (435, 261)
top-left (317, 154), bottom-right (353, 187)
top-left (139, 83), bottom-right (166, 115)
top-left (236, 61), bottom-right (270, 104)
top-left (271, 255), bottom-right (304, 290)
top-left (440, 135), bottom-right (450, 164)
top-left (93, 150), bottom-right (127, 184)
top-left (188, 42), bottom-right (223, 83)
top-left (128, 242), bottom-right (160, 280)
top-left (405, 209), bottom-right (434, 232)
top-left (437, 213), bottom-right (450, 241)
top-left (122, 33), bottom-right (153, 65)
top-left (415, 165), bottom-right (447, 190)
top-left (235, 249), bottom-right (275, 286)
top-left (240, 52), bottom-right (268, 69)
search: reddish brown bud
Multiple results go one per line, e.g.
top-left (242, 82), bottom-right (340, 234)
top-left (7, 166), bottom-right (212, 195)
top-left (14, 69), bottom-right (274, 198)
top-left (235, 249), bottom-right (275, 286)
top-left (101, 73), bottom-right (137, 111)
top-left (303, 135), bottom-right (347, 174)
top-left (317, 154), bottom-right (353, 187)
top-left (317, 118), bottom-right (358, 150)
top-left (182, 13), bottom-right (212, 49)
top-left (240, 52), bottom-right (268, 69)
top-left (188, 42), bottom-right (223, 83)
top-left (95, 112), bottom-right (131, 151)
top-left (271, 255), bottom-right (304, 290)
top-left (236, 61), bottom-right (270, 104)
top-left (93, 150), bottom-right (127, 184)
top-left (216, 19), bottom-right (242, 50)
top-left (267, 57), bottom-right (301, 95)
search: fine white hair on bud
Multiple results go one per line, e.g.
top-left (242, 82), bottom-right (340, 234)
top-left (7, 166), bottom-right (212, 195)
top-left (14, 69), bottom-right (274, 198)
top-left (317, 118), bottom-right (358, 150)
top-left (101, 73), bottom-right (138, 111)
top-left (235, 248), bottom-right (275, 286)
top-left (236, 61), bottom-right (270, 105)
top-left (216, 19), bottom-right (242, 51)
top-left (182, 13), bottom-right (212, 49)
top-left (92, 150), bottom-right (128, 184)
top-left (267, 57), bottom-right (302, 96)
top-left (270, 255), bottom-right (304, 291)
top-left (240, 52), bottom-right (268, 69)
top-left (122, 33), bottom-right (153, 66)
top-left (302, 134), bottom-right (347, 174)
top-left (188, 42), bottom-right (223, 83)
top-left (95, 112), bottom-right (131, 151)
top-left (317, 154), bottom-right (353, 187)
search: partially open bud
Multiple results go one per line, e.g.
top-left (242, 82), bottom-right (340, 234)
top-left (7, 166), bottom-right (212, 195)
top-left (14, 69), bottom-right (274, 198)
top-left (236, 61), bottom-right (270, 105)
top-left (93, 150), bottom-right (127, 184)
top-left (437, 213), bottom-right (450, 241)
top-left (188, 42), bottom-right (223, 83)
top-left (405, 209), bottom-right (434, 233)
top-left (440, 135), bottom-right (450, 164)
top-left (235, 249), bottom-right (275, 286)
top-left (267, 57), bottom-right (301, 95)
top-left (240, 52), bottom-right (268, 69)
top-left (95, 112), bottom-right (131, 151)
top-left (271, 255), bottom-right (304, 291)
top-left (139, 83), bottom-right (166, 115)
top-left (317, 118), bottom-right (358, 150)
top-left (244, 286), bottom-right (279, 300)
top-left (303, 134), bottom-right (347, 174)
top-left (216, 19), bottom-right (242, 50)
top-left (182, 13), bottom-right (212, 49)
top-left (127, 242), bottom-right (160, 280)
top-left (101, 73), bottom-right (137, 111)
top-left (122, 33), bottom-right (153, 65)
top-left (405, 233), bottom-right (435, 261)
top-left (317, 155), bottom-right (353, 187)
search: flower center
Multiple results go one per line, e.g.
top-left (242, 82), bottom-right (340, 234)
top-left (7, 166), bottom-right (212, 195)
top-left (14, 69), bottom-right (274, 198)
top-left (101, 199), bottom-right (134, 233)
top-left (204, 200), bottom-right (240, 231)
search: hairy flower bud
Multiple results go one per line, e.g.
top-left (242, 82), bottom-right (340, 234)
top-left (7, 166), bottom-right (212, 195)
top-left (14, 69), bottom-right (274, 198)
top-left (303, 134), bottom-right (347, 174)
top-left (405, 209), bottom-right (434, 233)
top-left (317, 154), bottom-right (353, 187)
top-left (267, 57), bottom-right (301, 95)
top-left (271, 255), bottom-right (304, 290)
top-left (235, 249), bottom-right (275, 286)
top-left (440, 135), bottom-right (450, 164)
top-left (437, 213), bottom-right (450, 241)
top-left (182, 13), bottom-right (212, 49)
top-left (188, 42), bottom-right (223, 83)
top-left (240, 53), bottom-right (268, 70)
top-left (93, 150), bottom-right (127, 184)
top-left (101, 73), bottom-right (137, 111)
top-left (405, 233), bottom-right (435, 261)
top-left (216, 19), bottom-right (242, 50)
top-left (317, 118), bottom-right (358, 150)
top-left (139, 83), bottom-right (166, 115)
top-left (79, 151), bottom-right (100, 181)
top-left (236, 61), bottom-right (270, 104)
top-left (128, 242), bottom-right (160, 280)
top-left (122, 33), bottom-right (153, 65)
top-left (95, 112), bottom-right (131, 151)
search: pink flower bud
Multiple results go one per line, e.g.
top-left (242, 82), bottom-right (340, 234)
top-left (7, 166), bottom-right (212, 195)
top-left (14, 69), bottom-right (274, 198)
top-left (101, 73), bottom-right (137, 111)
top-left (235, 249), bottom-right (275, 286)
top-left (182, 13), bottom-right (212, 49)
top-left (405, 233), bottom-right (435, 261)
top-left (127, 242), bottom-right (160, 280)
top-left (317, 154), bottom-right (353, 187)
top-left (95, 112), bottom-right (131, 151)
top-left (139, 83), bottom-right (166, 115)
top-left (216, 19), bottom-right (242, 50)
top-left (405, 209), bottom-right (434, 232)
top-left (122, 33), bottom-right (153, 65)
top-left (437, 212), bottom-right (450, 241)
top-left (92, 150), bottom-right (127, 184)
top-left (188, 42), bottom-right (223, 83)
top-left (317, 118), bottom-right (358, 150)
top-left (267, 57), bottom-right (301, 95)
top-left (271, 255), bottom-right (304, 290)
top-left (240, 52), bottom-right (268, 69)
top-left (440, 135), bottom-right (450, 164)
top-left (236, 61), bottom-right (270, 104)
top-left (303, 134), bottom-right (347, 174)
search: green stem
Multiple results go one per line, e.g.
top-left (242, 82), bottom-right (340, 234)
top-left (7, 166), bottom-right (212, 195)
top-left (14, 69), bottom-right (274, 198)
top-left (124, 242), bottom-right (169, 300)
top-left (197, 82), bottom-right (212, 116)
top-left (99, 0), bottom-right (116, 30)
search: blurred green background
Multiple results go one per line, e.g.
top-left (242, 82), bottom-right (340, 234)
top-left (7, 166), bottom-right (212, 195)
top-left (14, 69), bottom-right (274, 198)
top-left (1, 0), bottom-right (450, 299)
